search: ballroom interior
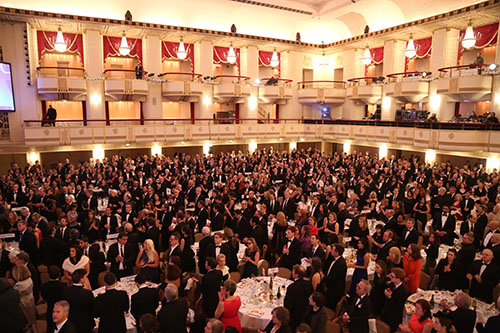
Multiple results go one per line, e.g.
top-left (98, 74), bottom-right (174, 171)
top-left (0, 0), bottom-right (499, 170)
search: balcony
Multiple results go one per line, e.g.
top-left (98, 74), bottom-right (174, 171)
top-left (297, 81), bottom-right (346, 105)
top-left (259, 78), bottom-right (293, 104)
top-left (437, 65), bottom-right (492, 101)
top-left (104, 69), bottom-right (149, 101)
top-left (36, 67), bottom-right (87, 100)
top-left (346, 77), bottom-right (383, 104)
top-left (213, 75), bottom-right (251, 103)
top-left (385, 72), bottom-right (429, 103)
top-left (162, 72), bottom-right (204, 102)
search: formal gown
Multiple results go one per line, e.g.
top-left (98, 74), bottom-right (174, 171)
top-left (242, 250), bottom-right (258, 278)
top-left (221, 296), bottom-right (242, 332)
top-left (349, 253), bottom-right (368, 296)
top-left (140, 251), bottom-right (160, 283)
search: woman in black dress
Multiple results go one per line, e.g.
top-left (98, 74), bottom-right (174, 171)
top-left (242, 237), bottom-right (260, 278)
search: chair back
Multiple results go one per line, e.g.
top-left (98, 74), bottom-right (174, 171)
top-left (375, 319), bottom-right (391, 333)
top-left (277, 267), bottom-right (291, 279)
top-left (258, 260), bottom-right (269, 276)
top-left (194, 233), bottom-right (203, 243)
top-left (230, 271), bottom-right (241, 283)
top-left (419, 271), bottom-right (431, 290)
top-left (492, 283), bottom-right (500, 303)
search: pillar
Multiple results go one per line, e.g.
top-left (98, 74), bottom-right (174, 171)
top-left (342, 48), bottom-right (365, 119)
top-left (381, 40), bottom-right (406, 120)
top-left (194, 40), bottom-right (214, 122)
top-left (239, 46), bottom-right (259, 123)
top-left (84, 29), bottom-right (106, 125)
top-left (143, 34), bottom-right (162, 124)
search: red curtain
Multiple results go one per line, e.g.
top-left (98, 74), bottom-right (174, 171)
top-left (365, 46), bottom-right (384, 76)
top-left (458, 22), bottom-right (499, 64)
top-left (259, 51), bottom-right (280, 77)
top-left (405, 37), bottom-right (432, 72)
top-left (103, 36), bottom-right (143, 63)
top-left (36, 31), bottom-right (84, 65)
top-left (162, 41), bottom-right (194, 71)
top-left (213, 46), bottom-right (240, 75)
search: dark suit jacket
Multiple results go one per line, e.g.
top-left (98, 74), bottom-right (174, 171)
top-left (0, 249), bottom-right (10, 277)
top-left (460, 220), bottom-right (475, 236)
top-left (197, 208), bottom-right (209, 230)
top-left (279, 238), bottom-right (301, 270)
top-left (99, 215), bottom-right (119, 239)
top-left (346, 294), bottom-right (372, 333)
top-left (52, 319), bottom-right (78, 333)
top-left (432, 213), bottom-right (456, 245)
top-left (307, 245), bottom-right (326, 264)
top-left (399, 228), bottom-right (419, 249)
top-left (302, 305), bottom-right (327, 333)
top-left (211, 212), bottom-right (225, 231)
top-left (478, 314), bottom-right (500, 333)
top-left (62, 285), bottom-right (95, 333)
top-left (435, 259), bottom-right (463, 292)
top-left (378, 240), bottom-right (396, 262)
top-left (281, 198), bottom-right (296, 221)
top-left (323, 256), bottom-right (347, 310)
top-left (469, 260), bottom-right (500, 303)
top-left (131, 286), bottom-right (158, 323)
top-left (474, 214), bottom-right (488, 249)
top-left (233, 216), bottom-right (250, 240)
top-left (94, 289), bottom-right (129, 333)
top-left (284, 278), bottom-right (314, 331)
top-left (198, 236), bottom-right (213, 274)
top-left (206, 242), bottom-right (231, 260)
top-left (145, 226), bottom-right (160, 250)
top-left (157, 298), bottom-right (189, 333)
top-left (166, 245), bottom-right (183, 263)
top-left (249, 224), bottom-right (267, 250)
top-left (41, 280), bottom-right (66, 326)
top-left (263, 322), bottom-right (292, 333)
top-left (382, 283), bottom-right (409, 332)
top-left (106, 242), bottom-right (134, 277)
top-left (40, 236), bottom-right (62, 267)
top-left (448, 307), bottom-right (476, 333)
top-left (17, 228), bottom-right (39, 264)
top-left (198, 269), bottom-right (223, 318)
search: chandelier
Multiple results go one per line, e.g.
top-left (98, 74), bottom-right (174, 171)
top-left (54, 26), bottom-right (67, 53)
top-left (119, 31), bottom-right (130, 56)
top-left (405, 34), bottom-right (417, 58)
top-left (362, 45), bottom-right (372, 65)
top-left (177, 37), bottom-right (187, 60)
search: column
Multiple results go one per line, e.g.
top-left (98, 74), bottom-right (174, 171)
top-left (84, 29), bottom-right (106, 125)
top-left (429, 28), bottom-right (459, 121)
top-left (143, 34), bottom-right (162, 124)
top-left (280, 51), bottom-right (303, 121)
top-left (194, 40), bottom-right (213, 121)
top-left (239, 46), bottom-right (259, 123)
top-left (342, 48), bottom-right (365, 119)
top-left (381, 40), bottom-right (406, 120)
top-left (491, 43), bottom-right (500, 115)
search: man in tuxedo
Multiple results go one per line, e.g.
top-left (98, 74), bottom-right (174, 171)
top-left (281, 191), bottom-right (296, 221)
top-left (52, 300), bottom-right (77, 333)
top-left (370, 230), bottom-right (396, 261)
top-left (279, 226), bottom-right (301, 270)
top-left (323, 244), bottom-right (347, 310)
top-left (309, 196), bottom-right (321, 220)
top-left (94, 272), bottom-right (129, 333)
top-left (461, 191), bottom-right (475, 218)
top-left (41, 266), bottom-right (66, 332)
top-left (399, 218), bottom-right (419, 249)
top-left (342, 280), bottom-right (372, 333)
top-left (482, 221), bottom-right (500, 250)
top-left (130, 274), bottom-right (158, 331)
top-left (107, 233), bottom-right (134, 279)
top-left (284, 265), bottom-right (314, 331)
top-left (306, 234), bottom-right (326, 264)
top-left (432, 205), bottom-right (456, 245)
top-left (198, 227), bottom-right (212, 274)
top-left (84, 189), bottom-right (98, 211)
top-left (195, 257), bottom-right (222, 318)
top-left (157, 284), bottom-right (189, 333)
top-left (467, 249), bottom-right (500, 303)
top-left (248, 216), bottom-right (266, 251)
top-left (196, 200), bottom-right (209, 231)
top-left (144, 217), bottom-right (160, 251)
top-left (121, 203), bottom-right (137, 226)
top-left (232, 209), bottom-right (250, 240)
top-left (440, 292), bottom-right (476, 333)
top-left (461, 214), bottom-right (477, 236)
top-left (206, 232), bottom-right (231, 260)
top-left (32, 213), bottom-right (49, 237)
top-left (457, 232), bottom-right (477, 274)
top-left (100, 207), bottom-right (118, 240)
top-left (17, 220), bottom-right (39, 265)
top-left (266, 192), bottom-right (279, 216)
top-left (8, 183), bottom-right (26, 208)
top-left (55, 217), bottom-right (71, 257)
top-left (62, 270), bottom-right (95, 333)
top-left (165, 232), bottom-right (183, 264)
top-left (382, 268), bottom-right (409, 332)
top-left (0, 239), bottom-right (10, 277)
top-left (475, 205), bottom-right (489, 249)
top-left (211, 204), bottom-right (225, 231)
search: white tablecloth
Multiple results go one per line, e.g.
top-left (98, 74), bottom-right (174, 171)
top-left (236, 276), bottom-right (293, 330)
top-left (92, 279), bottom-right (159, 333)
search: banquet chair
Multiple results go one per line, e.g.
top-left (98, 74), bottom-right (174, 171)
top-left (277, 267), bottom-right (291, 279)
top-left (230, 271), bottom-right (241, 283)
top-left (325, 307), bottom-right (336, 320)
top-left (492, 283), bottom-right (500, 303)
top-left (194, 233), bottom-right (203, 242)
top-left (419, 271), bottom-right (431, 290)
top-left (325, 320), bottom-right (341, 333)
top-left (375, 319), bottom-right (391, 333)
top-left (333, 296), bottom-right (346, 318)
top-left (258, 260), bottom-right (269, 276)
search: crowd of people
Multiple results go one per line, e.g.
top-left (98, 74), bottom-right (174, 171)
top-left (1, 147), bottom-right (500, 333)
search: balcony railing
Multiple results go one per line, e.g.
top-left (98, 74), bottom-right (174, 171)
top-left (23, 118), bottom-right (500, 131)
top-left (103, 69), bottom-right (148, 79)
top-left (261, 78), bottom-right (293, 87)
top-left (214, 75), bottom-right (250, 83)
top-left (438, 64), bottom-right (488, 78)
top-left (297, 80), bottom-right (346, 89)
top-left (347, 76), bottom-right (380, 86)
top-left (37, 66), bottom-right (86, 78)
top-left (159, 72), bottom-right (203, 81)
top-left (386, 72), bottom-right (424, 82)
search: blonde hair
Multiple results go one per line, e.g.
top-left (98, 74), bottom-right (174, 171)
top-left (389, 247), bottom-right (402, 264)
top-left (144, 239), bottom-right (155, 263)
top-left (13, 265), bottom-right (31, 282)
top-left (276, 212), bottom-right (287, 227)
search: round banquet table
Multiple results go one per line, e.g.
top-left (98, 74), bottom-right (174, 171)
top-left (236, 276), bottom-right (293, 330)
top-left (404, 289), bottom-right (499, 329)
top-left (92, 278), bottom-right (159, 333)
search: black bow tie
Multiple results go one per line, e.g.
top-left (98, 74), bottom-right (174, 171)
top-left (482, 262), bottom-right (488, 266)
top-left (215, 245), bottom-right (221, 248)
top-left (442, 214), bottom-right (448, 217)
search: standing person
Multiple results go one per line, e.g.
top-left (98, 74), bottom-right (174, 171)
top-left (467, 249), bottom-right (500, 303)
top-left (157, 284), bottom-right (188, 333)
top-left (215, 279), bottom-right (242, 332)
top-left (403, 244), bottom-right (422, 294)
top-left (342, 280), bottom-right (372, 333)
top-left (62, 270), bottom-right (95, 333)
top-left (348, 238), bottom-right (370, 297)
top-left (194, 257), bottom-right (223, 318)
top-left (371, 260), bottom-right (388, 317)
top-left (52, 300), bottom-right (77, 333)
top-left (131, 274), bottom-right (159, 332)
top-left (0, 277), bottom-right (28, 333)
top-left (107, 233), bottom-right (134, 279)
top-left (93, 272), bottom-right (129, 333)
top-left (12, 265), bottom-right (36, 331)
top-left (47, 104), bottom-right (57, 127)
top-left (302, 292), bottom-right (327, 333)
top-left (382, 268), bottom-right (409, 332)
top-left (241, 237), bottom-right (260, 278)
top-left (323, 244), bottom-right (347, 310)
top-left (284, 265), bottom-right (314, 331)
top-left (41, 266), bottom-right (66, 332)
